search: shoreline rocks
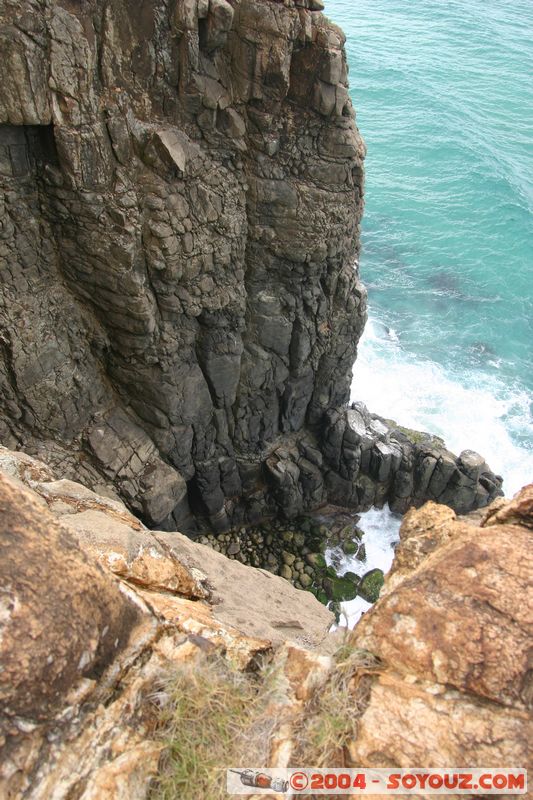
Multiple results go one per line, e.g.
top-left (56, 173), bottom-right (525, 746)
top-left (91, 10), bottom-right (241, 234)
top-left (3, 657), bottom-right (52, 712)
top-left (197, 507), bottom-right (386, 613)
top-left (0, 0), bottom-right (502, 531)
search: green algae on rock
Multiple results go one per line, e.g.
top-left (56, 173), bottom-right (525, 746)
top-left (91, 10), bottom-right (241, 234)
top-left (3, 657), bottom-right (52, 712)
top-left (358, 568), bottom-right (385, 604)
top-left (197, 511), bottom-right (371, 615)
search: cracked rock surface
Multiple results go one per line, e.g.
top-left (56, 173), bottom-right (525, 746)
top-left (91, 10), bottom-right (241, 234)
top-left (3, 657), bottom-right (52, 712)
top-left (0, 0), bottom-right (501, 530)
top-left (0, 449), bottom-right (527, 798)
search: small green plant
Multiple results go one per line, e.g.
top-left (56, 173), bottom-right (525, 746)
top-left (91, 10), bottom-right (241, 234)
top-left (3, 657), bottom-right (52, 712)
top-left (150, 654), bottom-right (277, 800)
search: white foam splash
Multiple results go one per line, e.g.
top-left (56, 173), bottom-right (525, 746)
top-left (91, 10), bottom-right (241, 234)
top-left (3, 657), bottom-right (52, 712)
top-left (327, 505), bottom-right (402, 628)
top-left (352, 313), bottom-right (533, 495)
top-left (333, 311), bottom-right (532, 629)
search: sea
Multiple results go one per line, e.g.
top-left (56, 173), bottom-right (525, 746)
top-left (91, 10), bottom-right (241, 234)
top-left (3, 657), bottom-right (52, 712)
top-left (325, 0), bottom-right (533, 626)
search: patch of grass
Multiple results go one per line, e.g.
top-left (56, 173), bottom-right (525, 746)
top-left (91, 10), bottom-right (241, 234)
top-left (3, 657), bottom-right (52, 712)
top-left (292, 642), bottom-right (382, 769)
top-left (150, 641), bottom-right (382, 799)
top-left (383, 418), bottom-right (446, 448)
top-left (149, 654), bottom-right (278, 800)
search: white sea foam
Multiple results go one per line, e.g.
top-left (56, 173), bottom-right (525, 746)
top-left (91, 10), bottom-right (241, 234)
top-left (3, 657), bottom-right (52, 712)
top-left (352, 313), bottom-right (533, 496)
top-left (333, 311), bottom-right (533, 629)
top-left (327, 505), bottom-right (401, 628)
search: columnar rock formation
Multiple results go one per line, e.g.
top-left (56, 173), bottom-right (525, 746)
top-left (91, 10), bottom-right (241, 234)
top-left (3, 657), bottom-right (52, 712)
top-left (0, 0), bottom-right (502, 530)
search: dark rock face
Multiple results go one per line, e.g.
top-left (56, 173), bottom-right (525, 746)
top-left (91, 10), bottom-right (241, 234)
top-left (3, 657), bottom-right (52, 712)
top-left (0, 0), bottom-right (501, 530)
top-left (320, 404), bottom-right (503, 515)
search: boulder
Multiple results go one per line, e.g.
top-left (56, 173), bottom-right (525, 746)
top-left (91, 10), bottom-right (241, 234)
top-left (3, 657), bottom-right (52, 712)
top-left (357, 568), bottom-right (384, 603)
top-left (346, 671), bottom-right (530, 773)
top-left (354, 492), bottom-right (533, 707)
top-left (153, 530), bottom-right (335, 650)
top-left (0, 471), bottom-right (146, 731)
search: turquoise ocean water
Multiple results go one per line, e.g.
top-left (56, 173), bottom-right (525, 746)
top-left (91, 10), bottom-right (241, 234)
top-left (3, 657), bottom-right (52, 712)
top-left (325, 0), bottom-right (533, 624)
top-left (327, 0), bottom-right (533, 496)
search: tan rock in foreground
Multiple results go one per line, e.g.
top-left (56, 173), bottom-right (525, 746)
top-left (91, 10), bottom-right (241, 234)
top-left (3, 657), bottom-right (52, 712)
top-left (481, 482), bottom-right (533, 529)
top-left (0, 447), bottom-right (335, 652)
top-left (151, 530), bottom-right (335, 650)
top-left (247, 486), bottom-right (533, 797)
top-left (0, 450), bottom-right (334, 798)
top-left (348, 485), bottom-right (533, 777)
top-left (1, 447), bottom-right (530, 798)
top-left (347, 671), bottom-right (530, 772)
top-left (0, 472), bottom-right (146, 728)
top-left (355, 503), bottom-right (532, 707)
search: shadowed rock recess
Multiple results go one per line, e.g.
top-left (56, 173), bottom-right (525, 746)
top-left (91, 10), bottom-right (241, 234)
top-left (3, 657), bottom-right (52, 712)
top-left (0, 0), bottom-right (502, 532)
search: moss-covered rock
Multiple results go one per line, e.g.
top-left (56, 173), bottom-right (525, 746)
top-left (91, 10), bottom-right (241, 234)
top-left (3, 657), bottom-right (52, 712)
top-left (316, 589), bottom-right (328, 605)
top-left (383, 418), bottom-right (446, 449)
top-left (323, 574), bottom-right (360, 603)
top-left (329, 601), bottom-right (342, 622)
top-left (344, 571), bottom-right (359, 583)
top-left (306, 552), bottom-right (326, 569)
top-left (358, 569), bottom-right (384, 603)
top-left (293, 532), bottom-right (306, 549)
top-left (199, 512), bottom-right (371, 603)
top-left (342, 540), bottom-right (359, 556)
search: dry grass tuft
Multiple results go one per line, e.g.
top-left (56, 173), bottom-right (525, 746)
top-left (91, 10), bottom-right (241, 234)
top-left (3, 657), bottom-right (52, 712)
top-left (291, 641), bottom-right (382, 768)
top-left (149, 654), bottom-right (277, 800)
top-left (150, 640), bottom-right (382, 799)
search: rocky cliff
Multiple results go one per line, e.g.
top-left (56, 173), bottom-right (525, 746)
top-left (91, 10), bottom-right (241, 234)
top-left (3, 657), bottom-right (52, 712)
top-left (0, 0), bottom-right (502, 531)
top-left (0, 448), bottom-right (335, 798)
top-left (0, 449), bottom-right (529, 799)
